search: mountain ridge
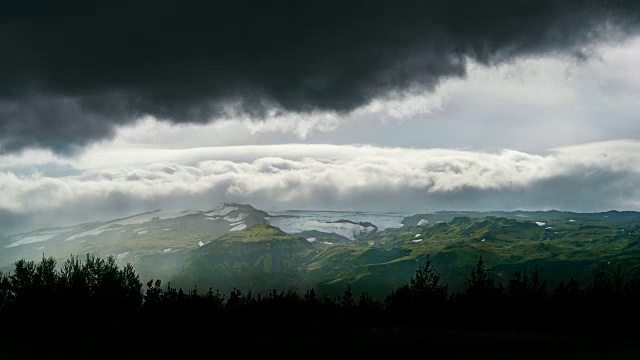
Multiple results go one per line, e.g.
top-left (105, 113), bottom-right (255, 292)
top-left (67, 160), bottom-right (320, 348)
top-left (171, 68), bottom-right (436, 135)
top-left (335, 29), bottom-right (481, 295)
top-left (1, 203), bottom-right (639, 298)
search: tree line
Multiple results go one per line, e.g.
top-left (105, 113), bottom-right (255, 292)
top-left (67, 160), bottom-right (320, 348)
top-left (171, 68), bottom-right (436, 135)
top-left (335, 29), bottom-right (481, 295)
top-left (0, 253), bottom-right (638, 351)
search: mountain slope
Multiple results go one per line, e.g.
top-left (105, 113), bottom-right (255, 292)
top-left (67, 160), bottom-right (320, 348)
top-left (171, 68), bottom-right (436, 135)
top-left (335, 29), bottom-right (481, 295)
top-left (2, 206), bottom-right (639, 299)
top-left (0, 203), bottom-right (271, 282)
top-left (172, 223), bottom-right (315, 293)
top-left (351, 214), bottom-right (640, 292)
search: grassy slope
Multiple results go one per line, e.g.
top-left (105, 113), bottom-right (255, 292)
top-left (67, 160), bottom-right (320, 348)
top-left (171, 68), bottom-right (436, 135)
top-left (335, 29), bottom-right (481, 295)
top-left (0, 204), bottom-right (271, 283)
top-left (4, 209), bottom-right (638, 300)
top-left (309, 215), bottom-right (640, 296)
top-left (172, 223), bottom-right (316, 293)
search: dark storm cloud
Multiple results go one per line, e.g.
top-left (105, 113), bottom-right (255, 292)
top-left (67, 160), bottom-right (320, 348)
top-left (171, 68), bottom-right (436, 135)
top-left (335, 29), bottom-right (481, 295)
top-left (1, 0), bottom-right (639, 153)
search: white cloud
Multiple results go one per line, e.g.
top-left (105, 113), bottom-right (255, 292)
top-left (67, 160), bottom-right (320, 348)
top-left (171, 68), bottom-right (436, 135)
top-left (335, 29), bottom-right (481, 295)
top-left (0, 149), bottom-right (73, 170)
top-left (240, 111), bottom-right (340, 138)
top-left (2, 141), bottom-right (640, 220)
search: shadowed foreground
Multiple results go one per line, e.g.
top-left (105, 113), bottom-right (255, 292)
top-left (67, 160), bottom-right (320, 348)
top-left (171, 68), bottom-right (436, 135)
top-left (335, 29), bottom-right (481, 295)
top-left (0, 254), bottom-right (638, 357)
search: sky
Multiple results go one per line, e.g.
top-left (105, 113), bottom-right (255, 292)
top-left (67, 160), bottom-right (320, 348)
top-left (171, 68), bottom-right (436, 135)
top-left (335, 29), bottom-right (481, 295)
top-left (1, 0), bottom-right (640, 236)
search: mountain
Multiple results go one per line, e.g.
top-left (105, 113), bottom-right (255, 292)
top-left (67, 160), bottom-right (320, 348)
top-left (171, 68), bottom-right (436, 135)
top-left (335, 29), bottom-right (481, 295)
top-left (174, 209), bottom-right (640, 298)
top-left (401, 209), bottom-right (640, 227)
top-left (172, 223), bottom-right (315, 294)
top-left (1, 205), bottom-right (639, 299)
top-left (354, 213), bottom-right (640, 293)
top-left (0, 203), bottom-right (271, 281)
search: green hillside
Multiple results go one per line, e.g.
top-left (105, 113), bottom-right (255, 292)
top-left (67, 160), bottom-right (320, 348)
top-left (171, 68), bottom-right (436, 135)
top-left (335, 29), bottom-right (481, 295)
top-left (329, 215), bottom-right (640, 295)
top-left (172, 223), bottom-right (315, 293)
top-left (3, 207), bottom-right (639, 299)
top-left (169, 214), bottom-right (640, 298)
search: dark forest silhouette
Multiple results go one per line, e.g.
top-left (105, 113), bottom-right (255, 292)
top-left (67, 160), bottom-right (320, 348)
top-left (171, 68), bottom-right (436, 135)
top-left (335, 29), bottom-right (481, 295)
top-left (0, 254), bottom-right (638, 354)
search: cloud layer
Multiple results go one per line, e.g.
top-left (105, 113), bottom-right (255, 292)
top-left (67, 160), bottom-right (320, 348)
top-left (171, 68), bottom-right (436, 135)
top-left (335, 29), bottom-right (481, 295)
top-left (2, 141), bottom-right (640, 236)
top-left (2, 0), bottom-right (640, 152)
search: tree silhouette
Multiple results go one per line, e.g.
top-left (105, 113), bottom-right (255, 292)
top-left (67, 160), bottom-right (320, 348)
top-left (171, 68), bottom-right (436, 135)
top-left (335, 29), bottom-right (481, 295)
top-left (506, 265), bottom-right (548, 331)
top-left (0, 251), bottom-right (639, 350)
top-left (458, 256), bottom-right (503, 331)
top-left (383, 255), bottom-right (449, 326)
top-left (464, 256), bottom-right (497, 298)
top-left (0, 273), bottom-right (12, 312)
top-left (410, 255), bottom-right (448, 304)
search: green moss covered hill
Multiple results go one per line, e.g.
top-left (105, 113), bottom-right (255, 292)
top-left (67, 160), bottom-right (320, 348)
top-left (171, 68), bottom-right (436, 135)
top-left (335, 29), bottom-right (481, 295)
top-left (2, 205), bottom-right (639, 298)
top-left (171, 212), bottom-right (640, 298)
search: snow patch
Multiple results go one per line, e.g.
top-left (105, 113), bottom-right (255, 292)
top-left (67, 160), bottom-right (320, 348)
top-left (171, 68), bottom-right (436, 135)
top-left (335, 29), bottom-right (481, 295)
top-left (198, 241), bottom-right (205, 247)
top-left (110, 209), bottom-right (201, 226)
top-left (117, 252), bottom-right (129, 260)
top-left (163, 248), bottom-right (172, 253)
top-left (415, 234), bottom-right (421, 238)
top-left (569, 219), bottom-right (576, 222)
top-left (66, 227), bottom-right (113, 241)
top-left (535, 222), bottom-right (545, 226)
top-left (481, 238), bottom-right (486, 242)
top-left (7, 234), bottom-right (57, 248)
top-left (204, 205), bottom-right (237, 217)
top-left (230, 223), bottom-right (247, 231)
top-left (417, 219), bottom-right (430, 226)
top-left (301, 220), bottom-right (375, 240)
top-left (306, 237), bottom-right (317, 243)
top-left (321, 241), bottom-right (334, 245)
top-left (412, 239), bottom-right (422, 243)
top-left (224, 213), bottom-right (248, 222)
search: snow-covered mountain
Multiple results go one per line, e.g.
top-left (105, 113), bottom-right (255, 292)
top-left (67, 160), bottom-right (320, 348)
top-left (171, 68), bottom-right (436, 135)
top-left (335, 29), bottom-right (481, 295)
top-left (0, 203), bottom-right (403, 280)
top-left (0, 203), bottom-right (270, 275)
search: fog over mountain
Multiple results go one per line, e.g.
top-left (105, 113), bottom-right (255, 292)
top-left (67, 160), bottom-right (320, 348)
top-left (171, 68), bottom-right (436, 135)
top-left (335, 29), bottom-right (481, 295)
top-left (1, 1), bottom-right (640, 236)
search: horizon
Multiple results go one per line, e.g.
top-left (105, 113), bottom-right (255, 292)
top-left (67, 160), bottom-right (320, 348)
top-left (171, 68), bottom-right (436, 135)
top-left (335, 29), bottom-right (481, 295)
top-left (4, 202), bottom-right (639, 238)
